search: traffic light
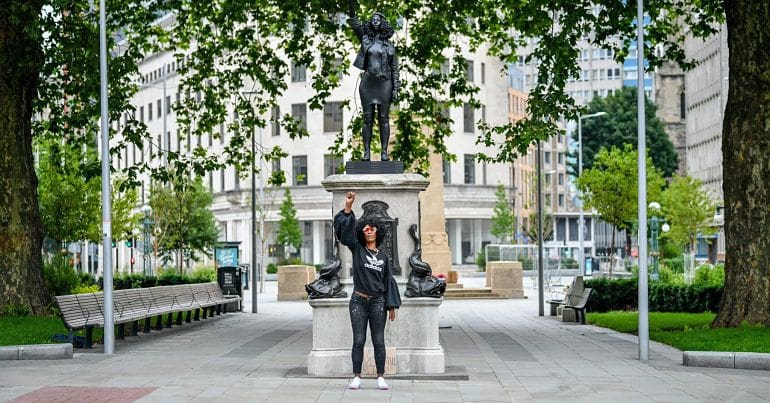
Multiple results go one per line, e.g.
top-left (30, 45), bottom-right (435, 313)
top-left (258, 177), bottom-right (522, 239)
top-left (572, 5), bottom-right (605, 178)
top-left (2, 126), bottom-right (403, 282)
top-left (125, 237), bottom-right (133, 248)
top-left (111, 240), bottom-right (116, 248)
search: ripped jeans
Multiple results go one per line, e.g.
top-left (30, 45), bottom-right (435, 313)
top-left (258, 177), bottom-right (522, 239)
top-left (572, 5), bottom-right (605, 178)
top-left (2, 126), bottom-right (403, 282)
top-left (349, 293), bottom-right (387, 375)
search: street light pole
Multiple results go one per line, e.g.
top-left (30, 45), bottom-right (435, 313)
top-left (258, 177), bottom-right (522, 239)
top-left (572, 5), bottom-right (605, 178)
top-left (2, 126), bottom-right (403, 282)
top-left (536, 141), bottom-right (544, 316)
top-left (636, 0), bottom-right (650, 362)
top-left (577, 111), bottom-right (607, 276)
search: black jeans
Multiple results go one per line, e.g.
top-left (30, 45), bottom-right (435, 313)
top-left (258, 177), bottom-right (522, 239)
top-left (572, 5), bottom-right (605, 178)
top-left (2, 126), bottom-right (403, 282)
top-left (349, 294), bottom-right (387, 375)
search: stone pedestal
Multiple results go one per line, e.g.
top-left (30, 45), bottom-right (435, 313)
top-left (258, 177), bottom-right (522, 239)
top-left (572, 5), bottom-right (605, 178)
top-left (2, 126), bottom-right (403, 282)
top-left (307, 297), bottom-right (445, 375)
top-left (321, 174), bottom-right (430, 279)
top-left (485, 261), bottom-right (525, 299)
top-left (277, 265), bottom-right (315, 301)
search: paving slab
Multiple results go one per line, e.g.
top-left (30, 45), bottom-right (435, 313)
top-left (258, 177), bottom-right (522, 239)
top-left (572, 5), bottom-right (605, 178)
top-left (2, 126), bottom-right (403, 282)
top-left (2, 281), bottom-right (770, 402)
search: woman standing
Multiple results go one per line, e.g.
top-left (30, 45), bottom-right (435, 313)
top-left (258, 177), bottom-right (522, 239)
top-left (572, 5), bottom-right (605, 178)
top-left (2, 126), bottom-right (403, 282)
top-left (334, 191), bottom-right (400, 390)
top-left (348, 1), bottom-right (400, 161)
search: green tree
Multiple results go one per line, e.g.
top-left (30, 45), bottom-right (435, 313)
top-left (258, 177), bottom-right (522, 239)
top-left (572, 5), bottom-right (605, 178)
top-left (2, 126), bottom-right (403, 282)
top-left (37, 139), bottom-right (101, 245)
top-left (660, 175), bottom-right (718, 254)
top-left (568, 87), bottom-right (679, 177)
top-left (276, 189), bottom-right (302, 261)
top-left (150, 175), bottom-right (218, 273)
top-left (523, 212), bottom-right (554, 245)
top-left (111, 177), bottom-right (141, 246)
top-left (1, 0), bottom-right (764, 326)
top-left (490, 184), bottom-right (516, 243)
top-left (576, 145), bottom-right (665, 276)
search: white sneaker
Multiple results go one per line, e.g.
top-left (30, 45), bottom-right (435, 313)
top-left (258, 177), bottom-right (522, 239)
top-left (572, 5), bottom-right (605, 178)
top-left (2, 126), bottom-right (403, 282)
top-left (377, 377), bottom-right (389, 390)
top-left (348, 376), bottom-right (361, 390)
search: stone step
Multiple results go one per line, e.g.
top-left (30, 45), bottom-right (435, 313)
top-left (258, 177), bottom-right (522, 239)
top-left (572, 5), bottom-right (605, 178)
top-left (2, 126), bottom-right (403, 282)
top-left (446, 283), bottom-right (464, 289)
top-left (443, 287), bottom-right (506, 299)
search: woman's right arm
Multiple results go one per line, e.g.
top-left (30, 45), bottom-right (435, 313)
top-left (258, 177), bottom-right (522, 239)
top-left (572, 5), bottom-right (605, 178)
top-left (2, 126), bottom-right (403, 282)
top-left (347, 0), bottom-right (364, 40)
top-left (334, 192), bottom-right (358, 248)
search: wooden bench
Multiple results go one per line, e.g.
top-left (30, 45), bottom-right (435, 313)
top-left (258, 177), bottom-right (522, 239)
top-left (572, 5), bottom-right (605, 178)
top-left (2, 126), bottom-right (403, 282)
top-left (55, 282), bottom-right (240, 348)
top-left (564, 287), bottom-right (593, 324)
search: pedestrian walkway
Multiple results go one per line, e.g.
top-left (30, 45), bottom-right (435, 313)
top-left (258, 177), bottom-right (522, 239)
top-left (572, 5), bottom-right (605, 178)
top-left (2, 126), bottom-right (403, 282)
top-left (2, 281), bottom-right (770, 402)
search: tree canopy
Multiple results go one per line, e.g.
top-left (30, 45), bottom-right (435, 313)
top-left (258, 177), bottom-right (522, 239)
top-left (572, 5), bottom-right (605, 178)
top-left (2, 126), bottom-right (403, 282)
top-left (660, 175), bottom-right (718, 253)
top-left (490, 184), bottom-right (516, 243)
top-left (568, 86), bottom-right (679, 178)
top-left (276, 189), bottom-right (302, 259)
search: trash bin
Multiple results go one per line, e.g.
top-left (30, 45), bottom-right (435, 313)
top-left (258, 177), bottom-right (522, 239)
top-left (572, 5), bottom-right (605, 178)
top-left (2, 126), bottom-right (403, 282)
top-left (217, 266), bottom-right (243, 311)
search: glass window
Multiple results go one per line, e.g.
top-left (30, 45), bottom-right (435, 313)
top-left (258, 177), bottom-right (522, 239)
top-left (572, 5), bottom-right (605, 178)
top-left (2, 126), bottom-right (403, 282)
top-left (463, 154), bottom-right (475, 184)
top-left (558, 194), bottom-right (564, 207)
top-left (165, 96), bottom-right (171, 114)
top-left (568, 218), bottom-right (579, 241)
top-left (291, 62), bottom-right (307, 82)
top-left (220, 168), bottom-right (225, 192)
top-left (324, 154), bottom-right (344, 177)
top-left (271, 106), bottom-right (280, 136)
top-left (463, 103), bottom-right (474, 133)
top-left (139, 106), bottom-right (144, 122)
top-left (156, 99), bottom-right (161, 117)
top-left (442, 158), bottom-right (451, 184)
top-left (148, 103), bottom-right (153, 121)
top-left (291, 103), bottom-right (307, 131)
top-left (481, 62), bottom-right (486, 84)
top-left (323, 102), bottom-right (343, 132)
top-left (558, 173), bottom-right (564, 185)
top-left (544, 151), bottom-right (551, 164)
top-left (465, 59), bottom-right (474, 82)
top-left (293, 155), bottom-right (308, 186)
top-left (272, 159), bottom-right (281, 177)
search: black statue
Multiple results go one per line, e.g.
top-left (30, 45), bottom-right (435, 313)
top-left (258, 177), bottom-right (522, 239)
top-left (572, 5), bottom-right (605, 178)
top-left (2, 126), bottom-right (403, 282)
top-left (348, 0), bottom-right (400, 162)
top-left (306, 240), bottom-right (348, 299)
top-left (404, 224), bottom-right (446, 298)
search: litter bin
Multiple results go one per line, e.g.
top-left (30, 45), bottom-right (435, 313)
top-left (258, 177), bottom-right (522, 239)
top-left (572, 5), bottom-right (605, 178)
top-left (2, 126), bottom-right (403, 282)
top-left (217, 266), bottom-right (243, 311)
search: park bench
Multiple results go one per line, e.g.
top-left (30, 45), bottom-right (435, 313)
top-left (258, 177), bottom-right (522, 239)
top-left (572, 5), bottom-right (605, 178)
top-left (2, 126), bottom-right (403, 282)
top-left (564, 287), bottom-right (593, 324)
top-left (546, 276), bottom-right (584, 317)
top-left (55, 282), bottom-right (240, 348)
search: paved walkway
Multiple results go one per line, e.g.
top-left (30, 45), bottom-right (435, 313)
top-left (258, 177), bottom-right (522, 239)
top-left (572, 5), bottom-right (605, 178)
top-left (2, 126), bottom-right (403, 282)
top-left (2, 280), bottom-right (770, 402)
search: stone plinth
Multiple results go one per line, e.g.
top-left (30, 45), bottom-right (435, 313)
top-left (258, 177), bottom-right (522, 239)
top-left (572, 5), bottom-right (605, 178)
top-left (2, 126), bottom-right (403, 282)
top-left (307, 297), bottom-right (445, 375)
top-left (321, 174), bottom-right (430, 280)
top-left (418, 152), bottom-right (453, 277)
top-left (486, 261), bottom-right (525, 299)
top-left (277, 265), bottom-right (315, 301)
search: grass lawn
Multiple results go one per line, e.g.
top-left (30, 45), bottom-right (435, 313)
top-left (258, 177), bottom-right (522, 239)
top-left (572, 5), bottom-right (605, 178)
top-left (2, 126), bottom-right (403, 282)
top-left (587, 311), bottom-right (770, 353)
top-left (0, 316), bottom-right (73, 346)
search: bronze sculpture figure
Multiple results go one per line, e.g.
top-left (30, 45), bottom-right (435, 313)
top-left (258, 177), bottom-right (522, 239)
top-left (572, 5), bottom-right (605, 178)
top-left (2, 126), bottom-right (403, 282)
top-left (348, 0), bottom-right (399, 161)
top-left (404, 224), bottom-right (447, 298)
top-left (305, 240), bottom-right (348, 299)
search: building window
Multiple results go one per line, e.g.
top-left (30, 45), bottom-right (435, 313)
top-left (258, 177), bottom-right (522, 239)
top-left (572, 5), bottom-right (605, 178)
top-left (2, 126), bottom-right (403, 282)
top-left (234, 169), bottom-right (240, 190)
top-left (139, 106), bottom-right (144, 122)
top-left (680, 91), bottom-right (686, 119)
top-left (324, 154), bottom-right (344, 177)
top-left (558, 152), bottom-right (564, 164)
top-left (293, 155), bottom-right (308, 186)
top-left (272, 159), bottom-right (281, 177)
top-left (481, 105), bottom-right (486, 123)
top-left (558, 173), bottom-right (564, 186)
top-left (463, 103), bottom-right (474, 133)
top-left (271, 106), bottom-right (280, 136)
top-left (442, 158), bottom-right (451, 184)
top-left (558, 193), bottom-right (564, 207)
top-left (291, 103), bottom-right (307, 132)
top-left (166, 96), bottom-right (171, 114)
top-left (463, 154), bottom-right (475, 184)
top-left (291, 62), bottom-right (307, 82)
top-left (156, 99), bottom-right (161, 117)
top-left (481, 62), bottom-right (486, 84)
top-left (219, 168), bottom-right (225, 192)
top-left (148, 103), bottom-right (153, 121)
top-left (465, 59), bottom-right (474, 82)
top-left (544, 151), bottom-right (551, 164)
top-left (323, 102), bottom-right (343, 132)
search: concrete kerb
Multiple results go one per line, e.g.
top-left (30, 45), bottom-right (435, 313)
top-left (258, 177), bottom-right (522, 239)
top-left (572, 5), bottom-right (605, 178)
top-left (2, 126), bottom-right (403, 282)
top-left (684, 351), bottom-right (770, 370)
top-left (0, 344), bottom-right (73, 360)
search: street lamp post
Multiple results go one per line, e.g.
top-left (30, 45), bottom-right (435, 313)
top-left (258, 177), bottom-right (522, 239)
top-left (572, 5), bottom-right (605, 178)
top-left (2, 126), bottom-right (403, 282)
top-left (142, 204), bottom-right (153, 275)
top-left (577, 111), bottom-right (607, 276)
top-left (648, 201), bottom-right (670, 281)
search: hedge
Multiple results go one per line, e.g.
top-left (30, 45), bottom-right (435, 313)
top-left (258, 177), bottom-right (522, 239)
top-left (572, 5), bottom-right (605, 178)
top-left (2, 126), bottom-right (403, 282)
top-left (585, 277), bottom-right (722, 313)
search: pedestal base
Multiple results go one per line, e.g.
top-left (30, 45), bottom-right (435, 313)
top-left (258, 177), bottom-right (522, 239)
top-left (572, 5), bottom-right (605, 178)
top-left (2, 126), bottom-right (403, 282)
top-left (307, 297), bottom-right (445, 375)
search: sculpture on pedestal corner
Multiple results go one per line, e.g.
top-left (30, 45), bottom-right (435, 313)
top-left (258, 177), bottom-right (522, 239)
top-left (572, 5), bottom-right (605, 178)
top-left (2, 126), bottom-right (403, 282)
top-left (305, 240), bottom-right (348, 299)
top-left (347, 0), bottom-right (400, 161)
top-left (405, 224), bottom-right (446, 298)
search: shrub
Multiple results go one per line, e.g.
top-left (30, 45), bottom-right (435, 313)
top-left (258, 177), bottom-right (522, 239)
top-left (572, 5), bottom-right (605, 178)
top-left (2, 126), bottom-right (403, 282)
top-left (476, 249), bottom-right (486, 271)
top-left (657, 265), bottom-right (685, 285)
top-left (694, 263), bottom-right (725, 287)
top-left (42, 254), bottom-right (80, 297)
top-left (0, 304), bottom-right (32, 317)
top-left (71, 284), bottom-right (101, 294)
top-left (266, 263), bottom-right (278, 274)
top-left (190, 267), bottom-right (216, 283)
top-left (585, 277), bottom-right (722, 313)
top-left (662, 256), bottom-right (684, 273)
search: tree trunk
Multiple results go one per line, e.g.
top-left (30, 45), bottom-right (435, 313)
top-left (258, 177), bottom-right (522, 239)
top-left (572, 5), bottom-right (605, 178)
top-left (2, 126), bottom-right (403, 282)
top-left (714, 0), bottom-right (770, 327)
top-left (0, 2), bottom-right (49, 313)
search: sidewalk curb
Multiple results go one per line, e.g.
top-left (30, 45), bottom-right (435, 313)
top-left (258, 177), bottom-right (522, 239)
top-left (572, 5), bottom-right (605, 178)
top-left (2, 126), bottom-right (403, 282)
top-left (684, 351), bottom-right (770, 370)
top-left (0, 344), bottom-right (74, 360)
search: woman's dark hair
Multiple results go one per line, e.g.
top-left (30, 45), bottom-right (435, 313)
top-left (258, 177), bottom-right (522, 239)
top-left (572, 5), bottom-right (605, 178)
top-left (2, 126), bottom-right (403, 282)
top-left (363, 12), bottom-right (395, 40)
top-left (355, 217), bottom-right (385, 247)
